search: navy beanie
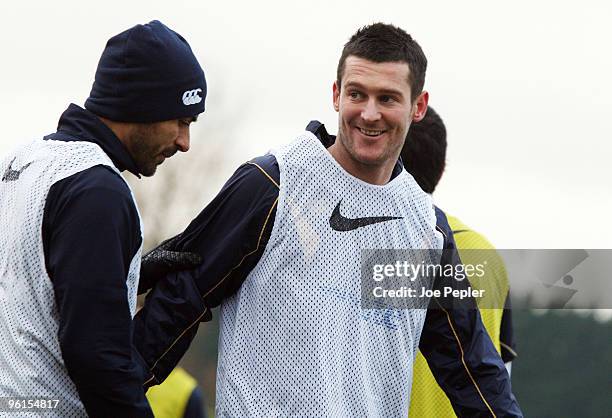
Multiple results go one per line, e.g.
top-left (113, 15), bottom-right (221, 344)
top-left (85, 20), bottom-right (206, 123)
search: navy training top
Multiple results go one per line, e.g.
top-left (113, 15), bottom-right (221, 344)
top-left (43, 104), bottom-right (152, 418)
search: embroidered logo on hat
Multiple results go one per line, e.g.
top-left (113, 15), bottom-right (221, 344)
top-left (182, 89), bottom-right (203, 105)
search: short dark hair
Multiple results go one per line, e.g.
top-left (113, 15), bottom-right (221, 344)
top-left (337, 23), bottom-right (427, 102)
top-left (400, 106), bottom-right (447, 193)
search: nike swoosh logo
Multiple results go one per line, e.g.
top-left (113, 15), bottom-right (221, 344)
top-left (329, 200), bottom-right (403, 232)
top-left (2, 158), bottom-right (33, 182)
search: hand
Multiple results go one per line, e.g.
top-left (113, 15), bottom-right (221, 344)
top-left (138, 235), bottom-right (202, 294)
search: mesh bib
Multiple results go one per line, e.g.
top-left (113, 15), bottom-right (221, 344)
top-left (215, 132), bottom-right (443, 417)
top-left (0, 139), bottom-right (143, 417)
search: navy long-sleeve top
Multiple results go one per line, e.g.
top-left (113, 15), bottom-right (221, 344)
top-left (42, 104), bottom-right (152, 417)
top-left (135, 121), bottom-right (522, 417)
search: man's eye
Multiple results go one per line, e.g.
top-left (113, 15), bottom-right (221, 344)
top-left (380, 95), bottom-right (394, 103)
top-left (349, 91), bottom-right (362, 99)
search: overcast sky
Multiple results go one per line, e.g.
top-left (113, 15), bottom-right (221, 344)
top-left (1, 0), bottom-right (610, 249)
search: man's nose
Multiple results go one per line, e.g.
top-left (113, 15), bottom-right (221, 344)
top-left (176, 125), bottom-right (191, 152)
top-left (361, 99), bottom-right (381, 122)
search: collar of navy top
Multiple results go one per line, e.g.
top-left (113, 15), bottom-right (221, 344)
top-left (44, 104), bottom-right (141, 178)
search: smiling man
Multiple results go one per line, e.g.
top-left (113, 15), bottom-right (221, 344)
top-left (0, 20), bottom-right (205, 418)
top-left (135, 23), bottom-right (522, 417)
top-left (329, 54), bottom-right (425, 184)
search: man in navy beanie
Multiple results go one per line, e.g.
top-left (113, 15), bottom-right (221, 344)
top-left (0, 20), bottom-right (205, 417)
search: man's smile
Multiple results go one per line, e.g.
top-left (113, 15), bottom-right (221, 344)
top-left (356, 126), bottom-right (387, 138)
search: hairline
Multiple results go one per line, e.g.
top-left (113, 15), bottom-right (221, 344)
top-left (337, 54), bottom-right (416, 100)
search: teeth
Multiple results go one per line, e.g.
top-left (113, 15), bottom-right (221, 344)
top-left (359, 128), bottom-right (383, 136)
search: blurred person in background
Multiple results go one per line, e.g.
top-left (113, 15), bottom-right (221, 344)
top-left (0, 20), bottom-right (205, 418)
top-left (401, 106), bottom-right (517, 417)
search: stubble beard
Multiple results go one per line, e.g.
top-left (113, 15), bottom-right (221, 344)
top-left (128, 126), bottom-right (160, 177)
top-left (339, 126), bottom-right (403, 168)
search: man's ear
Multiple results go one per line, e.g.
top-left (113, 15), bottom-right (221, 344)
top-left (412, 91), bottom-right (429, 122)
top-left (333, 81), bottom-right (340, 112)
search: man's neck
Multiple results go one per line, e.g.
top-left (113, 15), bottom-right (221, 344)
top-left (327, 142), bottom-right (395, 186)
top-left (97, 116), bottom-right (133, 148)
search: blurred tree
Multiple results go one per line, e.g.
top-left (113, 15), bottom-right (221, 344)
top-left (512, 310), bottom-right (612, 418)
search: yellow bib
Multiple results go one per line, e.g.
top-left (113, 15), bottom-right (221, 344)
top-left (146, 367), bottom-right (198, 418)
top-left (408, 215), bottom-right (508, 418)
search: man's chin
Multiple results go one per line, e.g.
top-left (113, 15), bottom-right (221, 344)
top-left (138, 163), bottom-right (158, 177)
top-left (351, 143), bottom-right (401, 167)
top-left (351, 150), bottom-right (389, 167)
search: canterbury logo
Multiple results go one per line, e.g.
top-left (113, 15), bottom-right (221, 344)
top-left (182, 89), bottom-right (202, 105)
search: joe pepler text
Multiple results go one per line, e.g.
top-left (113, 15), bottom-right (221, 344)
top-left (372, 285), bottom-right (485, 299)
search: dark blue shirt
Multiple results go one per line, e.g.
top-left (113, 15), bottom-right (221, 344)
top-left (43, 104), bottom-right (153, 418)
top-left (135, 121), bottom-right (522, 417)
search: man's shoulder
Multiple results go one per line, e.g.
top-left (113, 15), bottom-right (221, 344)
top-left (47, 165), bottom-right (136, 220)
top-left (58, 165), bottom-right (132, 199)
top-left (244, 154), bottom-right (280, 187)
top-left (208, 154), bottom-right (280, 206)
top-left (446, 215), bottom-right (496, 250)
top-left (433, 206), bottom-right (453, 243)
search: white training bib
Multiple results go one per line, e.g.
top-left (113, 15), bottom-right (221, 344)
top-left (215, 132), bottom-right (443, 417)
top-left (0, 139), bottom-right (143, 417)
